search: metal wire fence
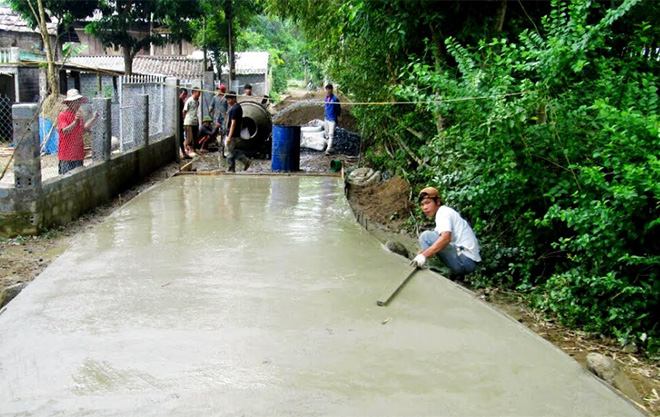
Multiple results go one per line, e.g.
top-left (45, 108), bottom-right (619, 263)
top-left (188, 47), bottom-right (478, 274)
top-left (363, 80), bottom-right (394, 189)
top-left (0, 73), bottom-right (177, 187)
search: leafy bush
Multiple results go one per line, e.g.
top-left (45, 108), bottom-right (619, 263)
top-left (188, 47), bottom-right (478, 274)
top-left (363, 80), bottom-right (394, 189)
top-left (390, 0), bottom-right (660, 352)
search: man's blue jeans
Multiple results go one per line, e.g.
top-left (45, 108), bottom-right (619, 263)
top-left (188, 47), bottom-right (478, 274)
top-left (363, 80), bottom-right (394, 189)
top-left (419, 230), bottom-right (477, 274)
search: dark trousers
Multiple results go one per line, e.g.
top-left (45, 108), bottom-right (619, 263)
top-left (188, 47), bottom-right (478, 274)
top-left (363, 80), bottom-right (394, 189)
top-left (59, 160), bottom-right (83, 175)
top-left (226, 139), bottom-right (248, 171)
top-left (178, 123), bottom-right (186, 155)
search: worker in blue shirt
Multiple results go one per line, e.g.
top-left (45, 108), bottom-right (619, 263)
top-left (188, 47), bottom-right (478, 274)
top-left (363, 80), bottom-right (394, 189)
top-left (324, 83), bottom-right (341, 155)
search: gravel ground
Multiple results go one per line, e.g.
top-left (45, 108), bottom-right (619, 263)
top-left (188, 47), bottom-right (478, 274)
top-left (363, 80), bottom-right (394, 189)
top-left (192, 149), bottom-right (359, 174)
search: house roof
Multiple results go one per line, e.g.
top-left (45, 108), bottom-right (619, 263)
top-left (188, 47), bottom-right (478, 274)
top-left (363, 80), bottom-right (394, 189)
top-left (223, 52), bottom-right (269, 75)
top-left (70, 52), bottom-right (269, 79)
top-left (0, 5), bottom-right (57, 36)
top-left (69, 55), bottom-right (205, 80)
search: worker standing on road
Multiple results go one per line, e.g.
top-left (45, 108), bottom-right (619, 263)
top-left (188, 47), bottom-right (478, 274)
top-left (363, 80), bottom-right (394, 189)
top-left (324, 83), bottom-right (341, 155)
top-left (244, 83), bottom-right (253, 97)
top-left (178, 88), bottom-right (190, 159)
top-left (209, 85), bottom-right (228, 136)
top-left (224, 91), bottom-right (251, 172)
top-left (57, 89), bottom-right (99, 175)
top-left (183, 88), bottom-right (200, 155)
top-left (411, 187), bottom-right (481, 277)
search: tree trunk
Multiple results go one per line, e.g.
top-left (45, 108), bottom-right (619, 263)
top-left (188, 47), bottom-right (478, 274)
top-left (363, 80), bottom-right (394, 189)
top-left (225, 0), bottom-right (235, 88)
top-left (31, 0), bottom-right (58, 95)
top-left (429, 23), bottom-right (444, 71)
top-left (123, 47), bottom-right (133, 76)
top-left (494, 0), bottom-right (507, 33)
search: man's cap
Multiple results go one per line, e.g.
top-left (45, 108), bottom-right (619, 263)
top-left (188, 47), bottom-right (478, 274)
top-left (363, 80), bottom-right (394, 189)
top-left (325, 83), bottom-right (333, 90)
top-left (226, 91), bottom-right (237, 99)
top-left (62, 88), bottom-right (86, 103)
top-left (202, 116), bottom-right (212, 122)
top-left (218, 84), bottom-right (227, 91)
top-left (418, 187), bottom-right (440, 203)
top-left (244, 83), bottom-right (252, 89)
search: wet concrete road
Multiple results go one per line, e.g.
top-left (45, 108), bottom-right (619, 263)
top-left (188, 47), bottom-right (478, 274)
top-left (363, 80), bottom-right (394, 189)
top-left (0, 176), bottom-right (643, 416)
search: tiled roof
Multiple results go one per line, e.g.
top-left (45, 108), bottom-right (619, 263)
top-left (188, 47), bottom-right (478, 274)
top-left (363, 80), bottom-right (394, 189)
top-left (70, 52), bottom-right (269, 78)
top-left (69, 55), bottom-right (205, 79)
top-left (0, 5), bottom-right (57, 36)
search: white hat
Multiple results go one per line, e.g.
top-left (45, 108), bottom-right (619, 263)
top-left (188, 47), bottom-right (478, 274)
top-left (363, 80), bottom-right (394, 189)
top-left (62, 89), bottom-right (86, 103)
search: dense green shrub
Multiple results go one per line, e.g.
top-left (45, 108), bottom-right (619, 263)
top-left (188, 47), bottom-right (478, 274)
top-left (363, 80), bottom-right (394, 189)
top-left (269, 0), bottom-right (660, 355)
top-left (392, 0), bottom-right (659, 352)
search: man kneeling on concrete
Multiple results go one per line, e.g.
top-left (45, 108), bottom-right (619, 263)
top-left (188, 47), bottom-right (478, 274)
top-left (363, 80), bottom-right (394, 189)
top-left (411, 187), bottom-right (481, 276)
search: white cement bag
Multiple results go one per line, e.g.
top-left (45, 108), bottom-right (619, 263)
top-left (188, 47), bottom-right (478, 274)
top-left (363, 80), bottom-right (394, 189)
top-left (301, 125), bottom-right (323, 133)
top-left (301, 131), bottom-right (327, 151)
top-left (240, 127), bottom-right (251, 140)
top-left (308, 119), bottom-right (325, 128)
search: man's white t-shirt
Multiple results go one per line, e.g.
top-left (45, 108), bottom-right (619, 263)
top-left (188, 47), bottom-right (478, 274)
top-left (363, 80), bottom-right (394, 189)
top-left (183, 96), bottom-right (199, 126)
top-left (435, 206), bottom-right (481, 262)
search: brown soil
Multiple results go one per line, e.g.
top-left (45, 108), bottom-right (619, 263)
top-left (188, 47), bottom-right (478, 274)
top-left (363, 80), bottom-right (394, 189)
top-left (273, 90), bottom-right (325, 112)
top-left (348, 176), bottom-right (413, 230)
top-left (0, 162), bottom-right (180, 299)
top-left (273, 89), bottom-right (359, 133)
top-left (347, 176), bottom-right (660, 415)
top-left (274, 104), bottom-right (324, 126)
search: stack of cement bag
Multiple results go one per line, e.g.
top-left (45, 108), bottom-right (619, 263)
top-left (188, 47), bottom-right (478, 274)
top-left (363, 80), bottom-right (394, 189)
top-left (347, 167), bottom-right (382, 186)
top-left (300, 119), bottom-right (361, 156)
top-left (301, 120), bottom-right (327, 151)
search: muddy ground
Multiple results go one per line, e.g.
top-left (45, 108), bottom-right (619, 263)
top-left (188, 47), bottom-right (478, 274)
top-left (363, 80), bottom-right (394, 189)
top-left (346, 176), bottom-right (660, 415)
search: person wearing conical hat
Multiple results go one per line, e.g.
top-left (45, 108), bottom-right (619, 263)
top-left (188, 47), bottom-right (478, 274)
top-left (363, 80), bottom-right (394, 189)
top-left (57, 89), bottom-right (99, 175)
top-left (411, 187), bottom-right (482, 278)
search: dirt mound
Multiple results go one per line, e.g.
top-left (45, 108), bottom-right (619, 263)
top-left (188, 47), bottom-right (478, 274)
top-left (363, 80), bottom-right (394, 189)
top-left (274, 102), bottom-right (324, 126)
top-left (273, 101), bottom-right (359, 133)
top-left (349, 176), bottom-right (413, 228)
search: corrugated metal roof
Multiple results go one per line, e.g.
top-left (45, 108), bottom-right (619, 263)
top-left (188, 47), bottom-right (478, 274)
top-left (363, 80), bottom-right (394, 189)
top-left (0, 5), bottom-right (57, 36)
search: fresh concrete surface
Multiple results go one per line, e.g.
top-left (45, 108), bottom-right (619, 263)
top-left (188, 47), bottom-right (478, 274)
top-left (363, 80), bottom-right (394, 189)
top-left (0, 176), bottom-right (644, 416)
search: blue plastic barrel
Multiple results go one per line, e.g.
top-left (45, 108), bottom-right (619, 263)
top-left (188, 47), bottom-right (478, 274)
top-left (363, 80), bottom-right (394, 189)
top-left (38, 117), bottom-right (59, 155)
top-left (271, 125), bottom-right (301, 172)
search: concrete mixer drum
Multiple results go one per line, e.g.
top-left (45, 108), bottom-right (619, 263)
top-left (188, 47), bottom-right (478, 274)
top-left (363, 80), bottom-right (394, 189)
top-left (236, 101), bottom-right (272, 158)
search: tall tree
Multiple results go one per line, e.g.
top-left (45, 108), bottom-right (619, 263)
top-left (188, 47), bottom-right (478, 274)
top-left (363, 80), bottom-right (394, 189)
top-left (85, 0), bottom-right (200, 75)
top-left (190, 0), bottom-right (261, 84)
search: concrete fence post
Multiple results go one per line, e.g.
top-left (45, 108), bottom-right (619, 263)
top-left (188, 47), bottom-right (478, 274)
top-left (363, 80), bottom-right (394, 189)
top-left (12, 104), bottom-right (41, 192)
top-left (10, 103), bottom-right (41, 234)
top-left (91, 97), bottom-right (111, 161)
top-left (135, 94), bottom-right (149, 148)
top-left (165, 77), bottom-right (181, 161)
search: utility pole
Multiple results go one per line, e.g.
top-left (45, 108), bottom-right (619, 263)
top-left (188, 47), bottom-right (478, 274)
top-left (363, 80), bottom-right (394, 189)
top-left (202, 16), bottom-right (208, 71)
top-left (225, 0), bottom-right (235, 89)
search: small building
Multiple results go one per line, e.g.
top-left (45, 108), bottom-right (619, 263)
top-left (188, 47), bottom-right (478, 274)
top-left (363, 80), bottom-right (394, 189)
top-left (0, 4), bottom-right (60, 103)
top-left (217, 52), bottom-right (271, 96)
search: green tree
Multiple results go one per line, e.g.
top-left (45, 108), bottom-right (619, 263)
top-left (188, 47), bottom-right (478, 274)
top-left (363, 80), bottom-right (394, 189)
top-left (236, 15), bottom-right (308, 94)
top-left (85, 0), bottom-right (201, 75)
top-left (190, 0), bottom-right (261, 84)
